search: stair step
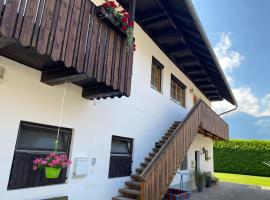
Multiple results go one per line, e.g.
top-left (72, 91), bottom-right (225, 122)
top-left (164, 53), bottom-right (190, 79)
top-left (162, 135), bottom-right (169, 140)
top-left (174, 121), bottom-right (181, 125)
top-left (153, 147), bottom-right (159, 153)
top-left (125, 181), bottom-right (141, 189)
top-left (149, 152), bottom-right (155, 157)
top-left (112, 196), bottom-right (136, 200)
top-left (159, 139), bottom-right (166, 144)
top-left (165, 132), bottom-right (172, 136)
top-left (155, 142), bottom-right (162, 148)
top-left (145, 157), bottom-right (152, 162)
top-left (119, 188), bottom-right (141, 196)
top-left (131, 174), bottom-right (141, 181)
top-left (140, 162), bottom-right (147, 167)
top-left (135, 167), bottom-right (144, 174)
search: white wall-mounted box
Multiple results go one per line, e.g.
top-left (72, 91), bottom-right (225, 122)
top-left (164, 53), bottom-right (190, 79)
top-left (74, 157), bottom-right (89, 177)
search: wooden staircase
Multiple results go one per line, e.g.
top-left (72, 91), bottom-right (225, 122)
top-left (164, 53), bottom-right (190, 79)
top-left (112, 100), bottom-right (229, 200)
top-left (112, 121), bottom-right (181, 200)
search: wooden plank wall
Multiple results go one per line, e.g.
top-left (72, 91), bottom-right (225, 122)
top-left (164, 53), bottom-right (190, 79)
top-left (0, 0), bottom-right (133, 97)
top-left (139, 100), bottom-right (229, 200)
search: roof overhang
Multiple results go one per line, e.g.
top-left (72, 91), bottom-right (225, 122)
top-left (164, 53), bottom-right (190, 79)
top-left (118, 0), bottom-right (237, 105)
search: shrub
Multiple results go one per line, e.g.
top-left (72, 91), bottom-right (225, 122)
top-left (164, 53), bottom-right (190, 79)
top-left (214, 140), bottom-right (270, 177)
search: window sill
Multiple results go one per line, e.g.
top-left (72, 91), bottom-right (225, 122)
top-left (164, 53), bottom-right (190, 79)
top-left (109, 175), bottom-right (131, 179)
top-left (150, 85), bottom-right (163, 94)
top-left (7, 181), bottom-right (68, 191)
top-left (170, 97), bottom-right (186, 109)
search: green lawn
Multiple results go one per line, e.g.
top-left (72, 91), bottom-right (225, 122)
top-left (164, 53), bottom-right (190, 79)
top-left (215, 172), bottom-right (270, 187)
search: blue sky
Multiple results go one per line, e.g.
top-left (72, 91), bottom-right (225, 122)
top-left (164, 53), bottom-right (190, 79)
top-left (192, 0), bottom-right (270, 117)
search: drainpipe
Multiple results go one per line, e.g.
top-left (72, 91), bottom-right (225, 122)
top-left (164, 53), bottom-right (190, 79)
top-left (218, 103), bottom-right (238, 116)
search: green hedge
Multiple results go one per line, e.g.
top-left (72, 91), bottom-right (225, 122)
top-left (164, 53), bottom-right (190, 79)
top-left (214, 140), bottom-right (270, 177)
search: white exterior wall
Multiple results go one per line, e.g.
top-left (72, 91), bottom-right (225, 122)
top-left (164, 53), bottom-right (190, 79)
top-left (0, 1), bottom-right (213, 199)
top-left (170, 134), bottom-right (214, 191)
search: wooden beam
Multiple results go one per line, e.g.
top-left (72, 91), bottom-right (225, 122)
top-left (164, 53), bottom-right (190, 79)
top-left (176, 57), bottom-right (198, 66)
top-left (184, 65), bottom-right (203, 71)
top-left (209, 96), bottom-right (223, 101)
top-left (41, 67), bottom-right (87, 86)
top-left (186, 38), bottom-right (207, 52)
top-left (205, 89), bottom-right (219, 93)
top-left (198, 85), bottom-right (216, 90)
top-left (192, 48), bottom-right (212, 60)
top-left (142, 17), bottom-right (167, 28)
top-left (171, 11), bottom-right (194, 25)
top-left (166, 46), bottom-right (192, 56)
top-left (181, 26), bottom-right (201, 40)
top-left (186, 70), bottom-right (204, 75)
top-left (189, 74), bottom-right (210, 81)
top-left (208, 94), bottom-right (222, 98)
top-left (156, 32), bottom-right (179, 43)
top-left (193, 80), bottom-right (213, 86)
top-left (138, 10), bottom-right (166, 23)
top-left (192, 77), bottom-right (210, 82)
top-left (128, 0), bottom-right (136, 22)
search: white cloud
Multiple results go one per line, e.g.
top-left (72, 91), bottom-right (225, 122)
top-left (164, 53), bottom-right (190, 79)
top-left (213, 87), bottom-right (259, 116)
top-left (212, 33), bottom-right (270, 117)
top-left (213, 87), bottom-right (270, 117)
top-left (233, 87), bottom-right (260, 116)
top-left (261, 94), bottom-right (270, 116)
top-left (214, 32), bottom-right (244, 73)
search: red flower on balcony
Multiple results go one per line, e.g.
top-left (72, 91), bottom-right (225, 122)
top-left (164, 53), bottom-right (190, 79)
top-left (120, 9), bottom-right (127, 14)
top-left (102, 2), bottom-right (109, 9)
top-left (106, 0), bottom-right (118, 8)
top-left (122, 16), bottom-right (129, 23)
top-left (128, 21), bottom-right (134, 27)
top-left (123, 13), bottom-right (129, 18)
top-left (121, 25), bottom-right (128, 31)
top-left (102, 0), bottom-right (135, 50)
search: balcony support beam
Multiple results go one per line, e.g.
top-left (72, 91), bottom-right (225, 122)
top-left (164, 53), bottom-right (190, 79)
top-left (41, 67), bottom-right (87, 86)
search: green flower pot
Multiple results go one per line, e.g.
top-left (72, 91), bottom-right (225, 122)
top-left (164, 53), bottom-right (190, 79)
top-left (45, 167), bottom-right (61, 179)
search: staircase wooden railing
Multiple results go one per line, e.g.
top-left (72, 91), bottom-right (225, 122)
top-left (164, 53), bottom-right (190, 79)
top-left (139, 100), bottom-right (228, 200)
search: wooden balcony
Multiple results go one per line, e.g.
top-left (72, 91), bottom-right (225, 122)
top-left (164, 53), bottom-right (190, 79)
top-left (0, 0), bottom-right (134, 100)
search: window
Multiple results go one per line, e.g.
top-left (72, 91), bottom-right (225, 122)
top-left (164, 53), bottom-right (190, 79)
top-left (151, 57), bottom-right (164, 92)
top-left (8, 121), bottom-right (72, 190)
top-left (109, 136), bottom-right (133, 178)
top-left (180, 155), bottom-right (188, 170)
top-left (170, 74), bottom-right (186, 107)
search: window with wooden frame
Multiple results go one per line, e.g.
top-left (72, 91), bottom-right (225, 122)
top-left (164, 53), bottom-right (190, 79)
top-left (170, 74), bottom-right (186, 107)
top-left (109, 136), bottom-right (133, 178)
top-left (8, 121), bottom-right (72, 190)
top-left (151, 57), bottom-right (164, 92)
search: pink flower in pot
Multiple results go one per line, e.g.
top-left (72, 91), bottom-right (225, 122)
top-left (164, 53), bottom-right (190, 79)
top-left (33, 152), bottom-right (72, 179)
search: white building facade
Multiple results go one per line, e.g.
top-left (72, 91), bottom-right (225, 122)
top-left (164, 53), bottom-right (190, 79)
top-left (0, 0), bottom-right (236, 199)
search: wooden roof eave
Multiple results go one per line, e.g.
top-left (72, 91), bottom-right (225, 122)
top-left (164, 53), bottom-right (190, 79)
top-left (117, 0), bottom-right (237, 106)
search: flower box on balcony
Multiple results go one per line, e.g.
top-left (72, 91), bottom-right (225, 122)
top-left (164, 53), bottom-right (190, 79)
top-left (96, 6), bottom-right (127, 38)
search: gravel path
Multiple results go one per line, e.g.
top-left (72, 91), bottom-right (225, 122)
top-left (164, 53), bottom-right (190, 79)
top-left (191, 182), bottom-right (270, 200)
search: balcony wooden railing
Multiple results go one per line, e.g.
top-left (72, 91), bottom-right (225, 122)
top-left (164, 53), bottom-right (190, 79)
top-left (139, 100), bottom-right (228, 200)
top-left (0, 0), bottom-right (134, 100)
